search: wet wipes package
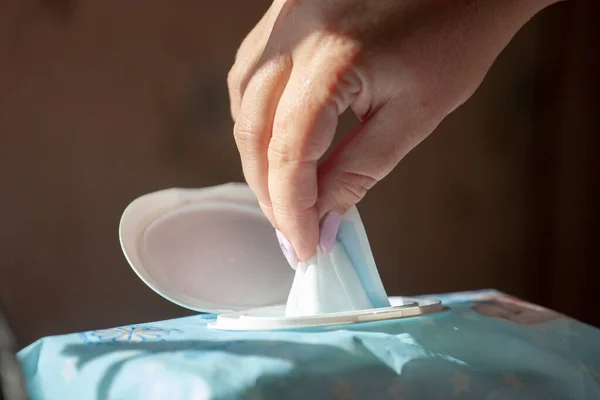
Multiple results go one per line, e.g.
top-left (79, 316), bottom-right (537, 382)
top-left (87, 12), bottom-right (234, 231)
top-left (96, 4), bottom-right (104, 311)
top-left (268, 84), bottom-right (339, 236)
top-left (285, 207), bottom-right (391, 317)
top-left (17, 291), bottom-right (600, 400)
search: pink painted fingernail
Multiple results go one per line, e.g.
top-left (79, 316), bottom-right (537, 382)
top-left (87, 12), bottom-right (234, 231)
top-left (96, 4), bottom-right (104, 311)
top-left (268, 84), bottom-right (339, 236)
top-left (276, 230), bottom-right (297, 270)
top-left (319, 211), bottom-right (343, 254)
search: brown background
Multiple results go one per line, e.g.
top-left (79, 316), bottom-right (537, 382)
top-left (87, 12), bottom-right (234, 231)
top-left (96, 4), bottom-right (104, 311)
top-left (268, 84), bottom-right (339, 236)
top-left (0, 0), bottom-right (598, 347)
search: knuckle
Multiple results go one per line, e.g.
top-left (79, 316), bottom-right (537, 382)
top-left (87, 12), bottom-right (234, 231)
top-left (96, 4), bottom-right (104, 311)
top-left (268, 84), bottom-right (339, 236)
top-left (326, 34), bottom-right (362, 61)
top-left (233, 120), bottom-right (260, 150)
top-left (272, 189), bottom-right (315, 216)
top-left (227, 67), bottom-right (240, 93)
top-left (267, 139), bottom-right (293, 168)
top-left (333, 171), bottom-right (378, 205)
top-left (267, 132), bottom-right (308, 169)
top-left (298, 34), bottom-right (362, 112)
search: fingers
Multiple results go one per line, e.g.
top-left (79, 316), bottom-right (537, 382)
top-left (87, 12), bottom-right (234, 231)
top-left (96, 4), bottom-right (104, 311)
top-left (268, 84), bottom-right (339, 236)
top-left (227, 12), bottom-right (270, 122)
top-left (316, 101), bottom-right (437, 216)
top-left (229, 1), bottom-right (299, 225)
top-left (230, 1), bottom-right (367, 261)
top-left (268, 37), bottom-right (362, 261)
top-left (233, 54), bottom-right (293, 227)
top-left (227, 1), bottom-right (286, 122)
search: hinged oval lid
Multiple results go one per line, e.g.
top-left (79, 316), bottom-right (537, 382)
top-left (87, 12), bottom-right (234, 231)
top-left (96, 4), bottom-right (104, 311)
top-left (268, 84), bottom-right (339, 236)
top-left (119, 183), bottom-right (294, 313)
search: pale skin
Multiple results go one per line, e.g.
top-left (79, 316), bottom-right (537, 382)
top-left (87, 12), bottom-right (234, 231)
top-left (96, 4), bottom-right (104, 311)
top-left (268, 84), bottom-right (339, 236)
top-left (228, 0), bottom-right (565, 262)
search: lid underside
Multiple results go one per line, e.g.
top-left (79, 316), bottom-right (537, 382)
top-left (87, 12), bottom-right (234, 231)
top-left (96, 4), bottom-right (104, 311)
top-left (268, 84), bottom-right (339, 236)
top-left (119, 186), bottom-right (295, 313)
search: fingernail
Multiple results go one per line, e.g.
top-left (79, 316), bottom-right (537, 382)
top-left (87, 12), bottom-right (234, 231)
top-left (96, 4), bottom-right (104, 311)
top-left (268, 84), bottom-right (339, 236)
top-left (276, 230), bottom-right (297, 270)
top-left (319, 211), bottom-right (343, 254)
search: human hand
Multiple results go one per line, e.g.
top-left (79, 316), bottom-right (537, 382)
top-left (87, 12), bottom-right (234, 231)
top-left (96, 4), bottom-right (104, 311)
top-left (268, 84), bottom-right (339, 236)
top-left (228, 0), bottom-right (561, 263)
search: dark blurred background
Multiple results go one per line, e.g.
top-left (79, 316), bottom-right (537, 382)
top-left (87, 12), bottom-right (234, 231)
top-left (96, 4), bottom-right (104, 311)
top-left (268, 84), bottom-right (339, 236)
top-left (0, 0), bottom-right (598, 347)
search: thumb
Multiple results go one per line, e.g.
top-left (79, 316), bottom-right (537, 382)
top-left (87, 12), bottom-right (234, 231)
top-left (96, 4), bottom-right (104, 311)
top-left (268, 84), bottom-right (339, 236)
top-left (316, 102), bottom-right (438, 216)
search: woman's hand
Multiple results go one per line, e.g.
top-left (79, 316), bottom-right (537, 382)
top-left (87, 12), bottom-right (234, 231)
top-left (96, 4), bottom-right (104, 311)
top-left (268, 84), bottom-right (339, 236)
top-left (227, 0), bottom-right (561, 263)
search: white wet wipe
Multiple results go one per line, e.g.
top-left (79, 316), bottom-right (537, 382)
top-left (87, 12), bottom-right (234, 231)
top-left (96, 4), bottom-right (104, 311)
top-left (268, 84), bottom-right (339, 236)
top-left (285, 207), bottom-right (390, 317)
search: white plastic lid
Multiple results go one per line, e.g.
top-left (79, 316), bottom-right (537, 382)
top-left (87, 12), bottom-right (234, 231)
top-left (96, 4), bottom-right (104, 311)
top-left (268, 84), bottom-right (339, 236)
top-left (119, 183), bottom-right (295, 313)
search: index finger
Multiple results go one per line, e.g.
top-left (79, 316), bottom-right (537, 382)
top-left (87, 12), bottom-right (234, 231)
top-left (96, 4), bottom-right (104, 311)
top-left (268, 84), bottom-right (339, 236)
top-left (268, 42), bottom-right (361, 261)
